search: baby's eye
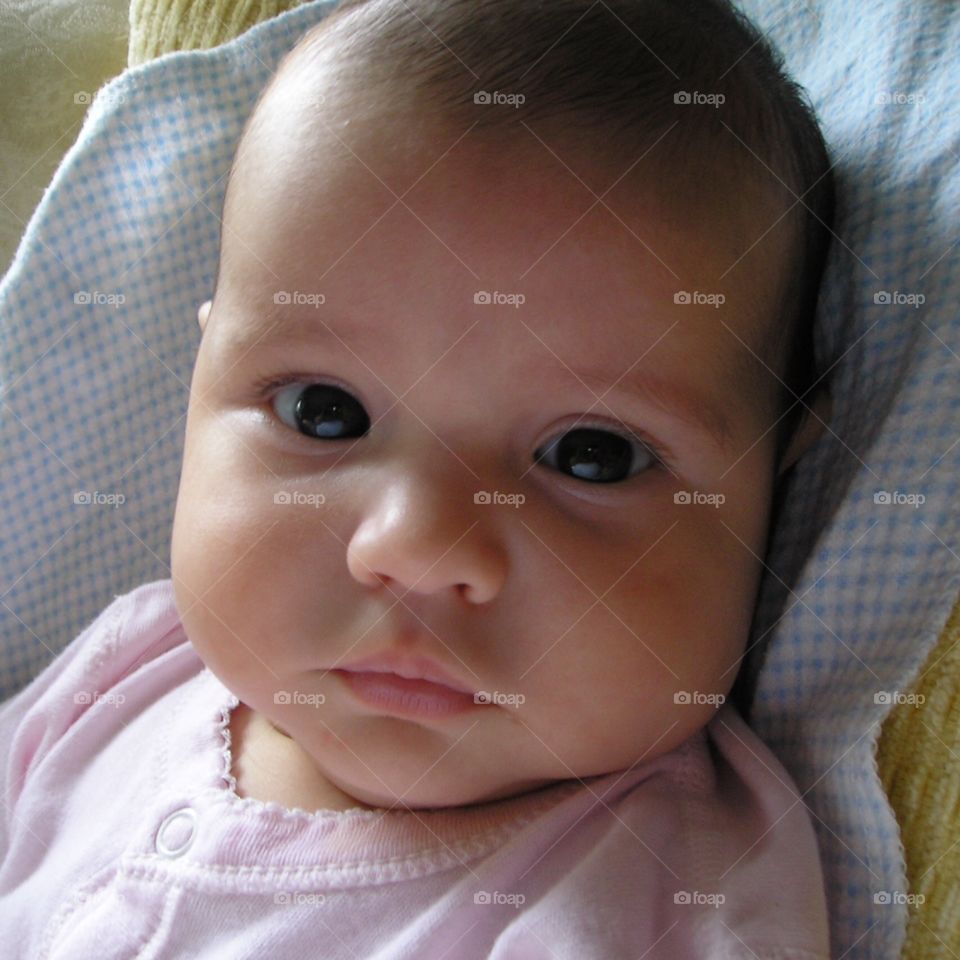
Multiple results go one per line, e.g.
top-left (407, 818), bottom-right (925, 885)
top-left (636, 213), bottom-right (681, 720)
top-left (268, 380), bottom-right (661, 485)
top-left (534, 426), bottom-right (658, 484)
top-left (273, 382), bottom-right (371, 440)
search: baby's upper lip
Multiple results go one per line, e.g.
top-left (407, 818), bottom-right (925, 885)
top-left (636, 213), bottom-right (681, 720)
top-left (333, 652), bottom-right (476, 695)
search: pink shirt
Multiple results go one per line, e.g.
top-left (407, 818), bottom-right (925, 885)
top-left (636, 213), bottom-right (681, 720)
top-left (0, 580), bottom-right (829, 959)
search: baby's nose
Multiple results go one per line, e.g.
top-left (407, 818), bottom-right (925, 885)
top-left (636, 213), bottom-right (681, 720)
top-left (344, 473), bottom-right (507, 604)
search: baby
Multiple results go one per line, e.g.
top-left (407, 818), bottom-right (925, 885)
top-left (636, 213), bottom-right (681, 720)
top-left (0, 0), bottom-right (836, 956)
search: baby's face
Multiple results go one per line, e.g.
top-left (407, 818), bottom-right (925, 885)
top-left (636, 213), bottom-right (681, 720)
top-left (171, 81), bottom-right (797, 809)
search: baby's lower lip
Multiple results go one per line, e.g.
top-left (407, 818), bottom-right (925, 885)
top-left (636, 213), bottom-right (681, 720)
top-left (332, 669), bottom-right (479, 719)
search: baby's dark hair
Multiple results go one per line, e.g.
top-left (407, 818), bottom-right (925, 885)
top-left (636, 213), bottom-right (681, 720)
top-left (235, 0), bottom-right (835, 467)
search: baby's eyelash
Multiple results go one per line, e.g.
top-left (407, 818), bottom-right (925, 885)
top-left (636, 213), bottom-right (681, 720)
top-left (250, 371), bottom-right (677, 472)
top-left (252, 370), bottom-right (314, 397)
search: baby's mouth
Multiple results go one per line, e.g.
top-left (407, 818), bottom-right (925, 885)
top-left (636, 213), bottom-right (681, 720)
top-left (332, 668), bottom-right (480, 719)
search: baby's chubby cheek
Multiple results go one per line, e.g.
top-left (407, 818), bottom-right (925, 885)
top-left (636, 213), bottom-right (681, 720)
top-left (519, 516), bottom-right (753, 773)
top-left (170, 405), bottom-right (369, 679)
top-left (171, 421), bottom-right (278, 668)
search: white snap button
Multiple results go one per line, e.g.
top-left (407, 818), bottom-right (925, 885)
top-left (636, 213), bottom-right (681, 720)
top-left (156, 807), bottom-right (198, 858)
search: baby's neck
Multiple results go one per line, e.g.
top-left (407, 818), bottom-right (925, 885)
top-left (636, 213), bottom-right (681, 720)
top-left (229, 702), bottom-right (377, 813)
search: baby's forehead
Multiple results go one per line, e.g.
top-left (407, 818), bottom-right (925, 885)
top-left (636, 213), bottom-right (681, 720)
top-left (220, 160), bottom-right (788, 350)
top-left (214, 233), bottom-right (769, 399)
top-left (219, 61), bottom-right (796, 390)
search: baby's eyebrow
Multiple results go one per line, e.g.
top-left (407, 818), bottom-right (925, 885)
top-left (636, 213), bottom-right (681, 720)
top-left (224, 306), bottom-right (384, 352)
top-left (532, 359), bottom-right (736, 454)
top-left (224, 306), bottom-right (737, 453)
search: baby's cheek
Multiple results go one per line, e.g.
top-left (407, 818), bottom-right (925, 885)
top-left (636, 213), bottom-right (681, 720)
top-left (597, 550), bottom-right (747, 692)
top-left (173, 472), bottom-right (278, 665)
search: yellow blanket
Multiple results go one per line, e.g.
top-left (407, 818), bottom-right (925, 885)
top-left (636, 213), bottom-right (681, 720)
top-left (877, 593), bottom-right (960, 954)
top-left (128, 0), bottom-right (305, 65)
